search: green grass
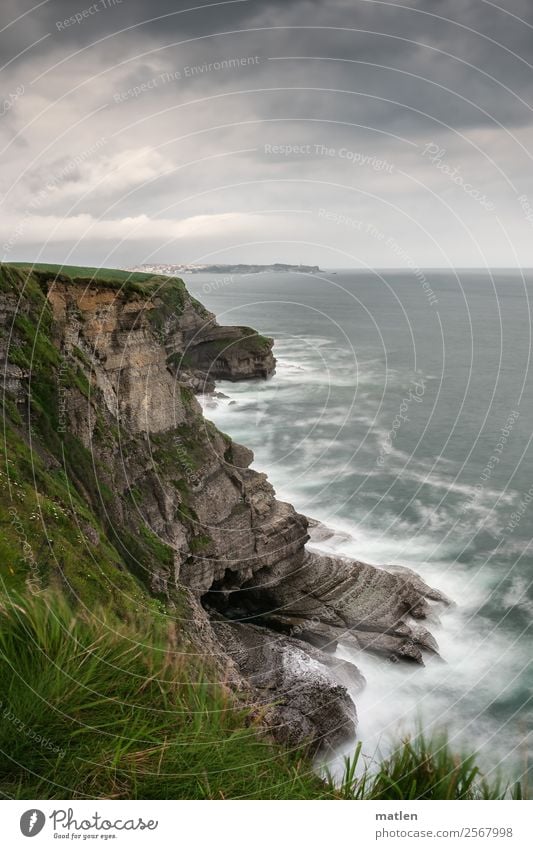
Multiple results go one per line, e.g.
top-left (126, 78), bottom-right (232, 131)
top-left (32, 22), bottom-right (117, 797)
top-left (0, 592), bottom-right (525, 800)
top-left (4, 261), bottom-right (189, 304)
top-left (0, 591), bottom-right (327, 800)
top-left (327, 736), bottom-right (524, 800)
top-left (9, 263), bottom-right (159, 285)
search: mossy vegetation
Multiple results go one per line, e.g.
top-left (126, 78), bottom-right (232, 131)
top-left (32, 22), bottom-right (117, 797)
top-left (189, 533), bottom-right (213, 553)
top-left (151, 422), bottom-right (208, 475)
top-left (139, 524), bottom-right (175, 568)
top-left (179, 385), bottom-right (195, 407)
top-left (186, 330), bottom-right (273, 377)
top-left (237, 326), bottom-right (273, 352)
top-left (168, 351), bottom-right (194, 371)
top-left (0, 420), bottom-right (148, 615)
top-left (147, 278), bottom-right (188, 332)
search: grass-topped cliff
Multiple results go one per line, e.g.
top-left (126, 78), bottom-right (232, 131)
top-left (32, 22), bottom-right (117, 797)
top-left (0, 262), bottom-right (278, 606)
top-left (0, 263), bottom-right (525, 799)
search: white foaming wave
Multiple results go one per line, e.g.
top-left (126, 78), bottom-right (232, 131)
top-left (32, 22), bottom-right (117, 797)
top-left (277, 366), bottom-right (359, 389)
top-left (276, 336), bottom-right (333, 351)
top-left (306, 510), bottom-right (461, 580)
top-left (274, 359), bottom-right (305, 374)
top-left (408, 498), bottom-right (511, 540)
top-left (202, 388), bottom-right (516, 557)
top-left (501, 577), bottom-right (533, 615)
top-left (497, 538), bottom-right (533, 558)
top-left (304, 507), bottom-right (507, 614)
top-left (275, 337), bottom-right (393, 389)
top-left (326, 605), bottom-right (530, 782)
top-left (374, 452), bottom-right (518, 508)
top-left (305, 505), bottom-right (531, 762)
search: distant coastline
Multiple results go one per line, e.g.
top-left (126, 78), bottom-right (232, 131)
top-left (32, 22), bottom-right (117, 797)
top-left (127, 262), bottom-right (321, 275)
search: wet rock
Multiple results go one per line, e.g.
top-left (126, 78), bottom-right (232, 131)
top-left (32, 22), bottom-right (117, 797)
top-left (213, 621), bottom-right (362, 750)
top-left (238, 551), bottom-right (446, 664)
top-left (383, 564), bottom-right (453, 606)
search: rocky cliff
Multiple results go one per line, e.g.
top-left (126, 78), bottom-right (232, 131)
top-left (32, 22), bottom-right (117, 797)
top-left (0, 263), bottom-right (448, 752)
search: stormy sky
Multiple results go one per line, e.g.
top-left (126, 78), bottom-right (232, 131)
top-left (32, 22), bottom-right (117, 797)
top-left (2, 0), bottom-right (533, 267)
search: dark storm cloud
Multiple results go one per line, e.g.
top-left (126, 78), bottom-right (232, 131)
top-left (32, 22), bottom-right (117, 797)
top-left (3, 0), bottom-right (533, 129)
top-left (2, 0), bottom-right (533, 266)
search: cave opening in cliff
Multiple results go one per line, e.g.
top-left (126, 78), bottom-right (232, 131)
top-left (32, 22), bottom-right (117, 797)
top-left (201, 570), bottom-right (286, 631)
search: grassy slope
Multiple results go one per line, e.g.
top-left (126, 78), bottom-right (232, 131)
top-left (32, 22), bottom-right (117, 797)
top-left (0, 263), bottom-right (525, 800)
top-left (9, 263), bottom-right (158, 284)
top-left (0, 592), bottom-right (522, 800)
top-left (0, 592), bottom-right (329, 800)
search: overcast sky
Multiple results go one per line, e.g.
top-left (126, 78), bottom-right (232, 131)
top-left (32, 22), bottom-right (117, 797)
top-left (2, 0), bottom-right (533, 268)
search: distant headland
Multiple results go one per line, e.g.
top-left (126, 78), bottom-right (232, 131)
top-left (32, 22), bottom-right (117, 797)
top-left (127, 262), bottom-right (322, 275)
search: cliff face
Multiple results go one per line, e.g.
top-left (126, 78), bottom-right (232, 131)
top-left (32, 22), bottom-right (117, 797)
top-left (46, 275), bottom-right (275, 428)
top-left (30, 269), bottom-right (304, 596)
top-left (0, 264), bottom-right (447, 751)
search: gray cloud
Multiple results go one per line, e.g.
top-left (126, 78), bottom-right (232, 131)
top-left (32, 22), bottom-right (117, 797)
top-left (1, 0), bottom-right (533, 266)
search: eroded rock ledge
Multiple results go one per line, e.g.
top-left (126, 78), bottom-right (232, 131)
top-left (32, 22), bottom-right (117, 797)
top-left (212, 620), bottom-right (363, 750)
top-left (1, 265), bottom-right (450, 753)
top-left (211, 550), bottom-right (445, 665)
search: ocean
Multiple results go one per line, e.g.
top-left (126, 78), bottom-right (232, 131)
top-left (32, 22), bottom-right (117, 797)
top-left (185, 268), bottom-right (532, 782)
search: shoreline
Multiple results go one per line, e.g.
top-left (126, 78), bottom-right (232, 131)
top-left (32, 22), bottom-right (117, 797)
top-left (198, 383), bottom-right (457, 770)
top-left (198, 365), bottom-right (527, 781)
